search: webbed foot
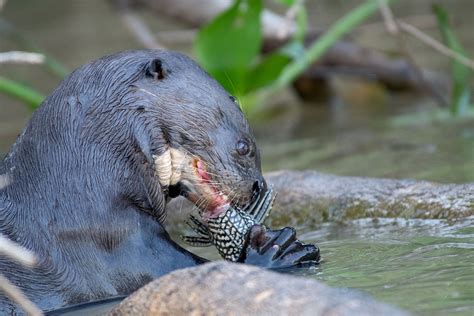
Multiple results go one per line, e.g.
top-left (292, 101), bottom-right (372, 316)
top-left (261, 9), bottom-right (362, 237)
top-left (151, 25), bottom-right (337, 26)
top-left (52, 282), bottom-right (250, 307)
top-left (239, 225), bottom-right (320, 270)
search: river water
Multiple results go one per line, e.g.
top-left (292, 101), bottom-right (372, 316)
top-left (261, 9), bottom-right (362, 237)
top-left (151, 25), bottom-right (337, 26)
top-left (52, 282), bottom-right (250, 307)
top-left (1, 0), bottom-right (473, 315)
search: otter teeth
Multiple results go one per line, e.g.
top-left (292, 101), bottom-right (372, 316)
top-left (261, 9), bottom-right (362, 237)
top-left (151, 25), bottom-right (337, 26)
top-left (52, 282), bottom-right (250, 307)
top-left (153, 148), bottom-right (186, 187)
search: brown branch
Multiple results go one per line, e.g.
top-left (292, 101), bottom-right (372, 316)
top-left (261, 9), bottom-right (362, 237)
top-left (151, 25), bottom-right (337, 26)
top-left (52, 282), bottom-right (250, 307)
top-left (0, 274), bottom-right (43, 316)
top-left (359, 14), bottom-right (438, 35)
top-left (117, 0), bottom-right (164, 50)
top-left (398, 21), bottom-right (474, 71)
top-left (377, 0), bottom-right (447, 107)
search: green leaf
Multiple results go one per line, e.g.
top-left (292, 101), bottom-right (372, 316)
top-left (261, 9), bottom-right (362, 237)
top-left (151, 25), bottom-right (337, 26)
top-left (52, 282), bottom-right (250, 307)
top-left (0, 76), bottom-right (45, 110)
top-left (194, 0), bottom-right (263, 95)
top-left (244, 53), bottom-right (291, 93)
top-left (432, 4), bottom-right (471, 115)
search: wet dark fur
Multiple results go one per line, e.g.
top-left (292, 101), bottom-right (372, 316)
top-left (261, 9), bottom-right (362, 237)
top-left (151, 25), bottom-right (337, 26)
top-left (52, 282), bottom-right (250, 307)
top-left (0, 50), bottom-right (263, 313)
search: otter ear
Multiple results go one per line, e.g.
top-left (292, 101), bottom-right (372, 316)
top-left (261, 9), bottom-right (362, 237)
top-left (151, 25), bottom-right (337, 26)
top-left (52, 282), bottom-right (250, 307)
top-left (145, 58), bottom-right (167, 80)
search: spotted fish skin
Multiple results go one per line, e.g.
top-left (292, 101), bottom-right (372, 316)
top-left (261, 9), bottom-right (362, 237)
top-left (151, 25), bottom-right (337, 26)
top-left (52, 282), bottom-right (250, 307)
top-left (207, 208), bottom-right (256, 261)
top-left (183, 188), bottom-right (275, 262)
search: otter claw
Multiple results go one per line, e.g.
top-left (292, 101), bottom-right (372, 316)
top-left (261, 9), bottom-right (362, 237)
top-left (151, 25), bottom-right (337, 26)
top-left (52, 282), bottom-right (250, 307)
top-left (240, 225), bottom-right (320, 269)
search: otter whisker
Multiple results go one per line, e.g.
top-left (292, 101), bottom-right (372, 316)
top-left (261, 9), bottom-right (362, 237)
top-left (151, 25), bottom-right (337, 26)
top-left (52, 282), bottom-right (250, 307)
top-left (137, 87), bottom-right (160, 99)
top-left (227, 190), bottom-right (240, 208)
top-left (172, 125), bottom-right (206, 145)
top-left (194, 196), bottom-right (209, 212)
top-left (185, 119), bottom-right (211, 136)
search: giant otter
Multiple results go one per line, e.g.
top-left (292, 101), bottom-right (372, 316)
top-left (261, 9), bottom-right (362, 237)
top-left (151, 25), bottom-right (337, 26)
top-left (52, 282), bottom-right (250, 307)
top-left (0, 50), bottom-right (318, 314)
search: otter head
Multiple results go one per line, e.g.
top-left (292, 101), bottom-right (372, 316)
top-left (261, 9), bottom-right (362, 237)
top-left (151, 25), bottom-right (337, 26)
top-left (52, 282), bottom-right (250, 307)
top-left (127, 51), bottom-right (264, 220)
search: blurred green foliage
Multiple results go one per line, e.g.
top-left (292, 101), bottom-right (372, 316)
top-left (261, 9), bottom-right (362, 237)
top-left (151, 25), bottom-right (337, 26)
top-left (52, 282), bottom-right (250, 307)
top-left (433, 4), bottom-right (472, 116)
top-left (194, 0), bottom-right (393, 113)
top-left (0, 76), bottom-right (44, 110)
top-left (0, 19), bottom-right (68, 109)
top-left (1, 0), bottom-right (472, 119)
top-left (194, 0), bottom-right (296, 106)
top-left (0, 19), bottom-right (69, 78)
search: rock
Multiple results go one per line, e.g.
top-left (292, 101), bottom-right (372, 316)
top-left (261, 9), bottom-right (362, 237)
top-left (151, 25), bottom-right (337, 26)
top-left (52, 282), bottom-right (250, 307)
top-left (165, 170), bottom-right (474, 231)
top-left (265, 170), bottom-right (474, 228)
top-left (109, 261), bottom-right (408, 316)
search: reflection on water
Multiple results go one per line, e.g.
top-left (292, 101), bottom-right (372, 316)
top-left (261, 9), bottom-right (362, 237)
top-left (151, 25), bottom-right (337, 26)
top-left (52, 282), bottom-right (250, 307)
top-left (257, 94), bottom-right (474, 183)
top-left (302, 218), bottom-right (474, 316)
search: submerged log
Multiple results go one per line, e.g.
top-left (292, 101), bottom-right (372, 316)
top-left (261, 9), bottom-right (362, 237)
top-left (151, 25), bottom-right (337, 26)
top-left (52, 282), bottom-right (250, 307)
top-left (165, 170), bottom-right (474, 231)
top-left (110, 261), bottom-right (408, 316)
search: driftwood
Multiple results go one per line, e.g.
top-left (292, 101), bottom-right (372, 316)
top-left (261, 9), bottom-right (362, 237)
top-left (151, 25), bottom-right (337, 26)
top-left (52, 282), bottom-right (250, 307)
top-left (110, 261), bottom-right (408, 316)
top-left (121, 0), bottom-right (448, 97)
top-left (165, 170), bottom-right (474, 232)
top-left (282, 35), bottom-right (448, 100)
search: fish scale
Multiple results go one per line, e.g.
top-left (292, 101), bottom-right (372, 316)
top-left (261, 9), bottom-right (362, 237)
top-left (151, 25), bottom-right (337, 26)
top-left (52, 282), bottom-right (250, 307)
top-left (183, 188), bottom-right (275, 262)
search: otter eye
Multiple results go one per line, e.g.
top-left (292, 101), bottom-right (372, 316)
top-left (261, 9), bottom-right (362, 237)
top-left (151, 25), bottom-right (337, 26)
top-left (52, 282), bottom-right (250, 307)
top-left (236, 139), bottom-right (250, 156)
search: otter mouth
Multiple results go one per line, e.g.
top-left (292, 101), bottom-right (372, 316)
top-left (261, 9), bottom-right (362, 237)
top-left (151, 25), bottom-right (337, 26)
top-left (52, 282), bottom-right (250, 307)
top-left (184, 158), bottom-right (231, 219)
top-left (153, 149), bottom-right (234, 219)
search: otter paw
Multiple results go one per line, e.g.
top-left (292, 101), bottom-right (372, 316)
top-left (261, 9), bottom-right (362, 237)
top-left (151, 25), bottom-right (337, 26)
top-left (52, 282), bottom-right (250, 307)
top-left (239, 225), bottom-right (320, 269)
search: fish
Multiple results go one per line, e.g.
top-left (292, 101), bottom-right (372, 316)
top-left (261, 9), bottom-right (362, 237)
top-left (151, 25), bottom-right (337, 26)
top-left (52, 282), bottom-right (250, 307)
top-left (182, 188), bottom-right (276, 262)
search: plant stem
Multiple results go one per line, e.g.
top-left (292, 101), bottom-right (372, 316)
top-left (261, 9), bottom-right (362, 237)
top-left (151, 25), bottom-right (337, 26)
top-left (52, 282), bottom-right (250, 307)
top-left (272, 0), bottom-right (393, 90)
top-left (0, 76), bottom-right (44, 109)
top-left (0, 19), bottom-right (69, 78)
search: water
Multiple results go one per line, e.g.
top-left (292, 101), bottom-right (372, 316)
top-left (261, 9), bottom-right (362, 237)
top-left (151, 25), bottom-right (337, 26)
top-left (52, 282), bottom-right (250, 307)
top-left (182, 217), bottom-right (474, 316)
top-left (1, 1), bottom-right (474, 315)
top-left (255, 91), bottom-right (474, 183)
top-left (302, 218), bottom-right (474, 315)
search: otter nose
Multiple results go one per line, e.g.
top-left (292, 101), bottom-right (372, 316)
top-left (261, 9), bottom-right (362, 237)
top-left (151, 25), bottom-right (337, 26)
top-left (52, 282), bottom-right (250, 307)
top-left (252, 179), bottom-right (265, 195)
